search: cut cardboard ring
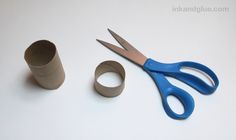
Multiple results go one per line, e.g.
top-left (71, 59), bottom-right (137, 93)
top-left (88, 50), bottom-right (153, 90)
top-left (24, 40), bottom-right (65, 89)
top-left (94, 60), bottom-right (126, 97)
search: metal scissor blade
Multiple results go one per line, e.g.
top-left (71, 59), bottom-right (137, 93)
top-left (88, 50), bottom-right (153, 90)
top-left (96, 39), bottom-right (147, 66)
top-left (107, 28), bottom-right (141, 53)
top-left (96, 39), bottom-right (129, 58)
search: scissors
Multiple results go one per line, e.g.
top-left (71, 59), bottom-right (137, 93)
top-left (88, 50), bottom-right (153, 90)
top-left (96, 29), bottom-right (219, 120)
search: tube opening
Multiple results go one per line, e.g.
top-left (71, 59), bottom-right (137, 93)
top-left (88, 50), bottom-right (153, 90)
top-left (24, 40), bottom-right (56, 67)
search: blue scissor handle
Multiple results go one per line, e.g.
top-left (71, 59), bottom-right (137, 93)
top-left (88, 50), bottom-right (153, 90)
top-left (143, 59), bottom-right (219, 95)
top-left (144, 71), bottom-right (194, 119)
top-left (143, 58), bottom-right (219, 119)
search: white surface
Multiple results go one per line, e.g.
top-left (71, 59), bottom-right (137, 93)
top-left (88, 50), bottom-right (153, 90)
top-left (0, 0), bottom-right (235, 140)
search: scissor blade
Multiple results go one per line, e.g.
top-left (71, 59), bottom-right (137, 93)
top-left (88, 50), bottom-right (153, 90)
top-left (96, 39), bottom-right (129, 58)
top-left (96, 39), bottom-right (147, 66)
top-left (107, 28), bottom-right (141, 53)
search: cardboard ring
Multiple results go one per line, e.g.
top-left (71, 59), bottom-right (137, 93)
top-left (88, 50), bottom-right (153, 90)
top-left (24, 40), bottom-right (65, 89)
top-left (94, 60), bottom-right (125, 97)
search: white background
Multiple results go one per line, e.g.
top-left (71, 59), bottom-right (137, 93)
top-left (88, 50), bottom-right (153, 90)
top-left (0, 0), bottom-right (235, 140)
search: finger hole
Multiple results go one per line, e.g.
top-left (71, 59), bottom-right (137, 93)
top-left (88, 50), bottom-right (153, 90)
top-left (167, 95), bottom-right (184, 115)
top-left (180, 67), bottom-right (214, 87)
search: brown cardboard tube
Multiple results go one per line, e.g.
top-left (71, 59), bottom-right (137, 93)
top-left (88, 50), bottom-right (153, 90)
top-left (94, 60), bottom-right (125, 97)
top-left (24, 40), bottom-right (65, 89)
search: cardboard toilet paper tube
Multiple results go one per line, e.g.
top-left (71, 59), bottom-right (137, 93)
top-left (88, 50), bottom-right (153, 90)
top-left (94, 60), bottom-right (126, 97)
top-left (24, 40), bottom-right (65, 89)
